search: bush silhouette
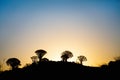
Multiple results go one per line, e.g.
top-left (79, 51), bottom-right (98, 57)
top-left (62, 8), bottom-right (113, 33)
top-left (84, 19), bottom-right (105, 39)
top-left (41, 58), bottom-right (49, 62)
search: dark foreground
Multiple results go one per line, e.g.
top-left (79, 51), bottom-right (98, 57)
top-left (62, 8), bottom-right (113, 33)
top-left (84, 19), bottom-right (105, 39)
top-left (0, 61), bottom-right (120, 80)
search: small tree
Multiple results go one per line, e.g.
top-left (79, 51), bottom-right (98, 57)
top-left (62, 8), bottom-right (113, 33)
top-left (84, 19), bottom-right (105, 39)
top-left (35, 49), bottom-right (47, 62)
top-left (31, 56), bottom-right (38, 63)
top-left (6, 58), bottom-right (21, 70)
top-left (77, 55), bottom-right (87, 65)
top-left (61, 50), bottom-right (73, 62)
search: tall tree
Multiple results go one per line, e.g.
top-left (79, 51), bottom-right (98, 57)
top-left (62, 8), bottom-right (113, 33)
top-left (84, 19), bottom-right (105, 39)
top-left (6, 58), bottom-right (21, 70)
top-left (61, 50), bottom-right (73, 62)
top-left (77, 55), bottom-right (87, 65)
top-left (35, 49), bottom-right (47, 62)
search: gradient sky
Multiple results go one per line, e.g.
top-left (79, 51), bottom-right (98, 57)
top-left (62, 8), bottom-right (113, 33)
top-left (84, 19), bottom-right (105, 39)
top-left (0, 0), bottom-right (120, 69)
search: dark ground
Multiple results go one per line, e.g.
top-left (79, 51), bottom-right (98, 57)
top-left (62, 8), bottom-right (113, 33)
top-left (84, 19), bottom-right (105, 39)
top-left (0, 60), bottom-right (120, 80)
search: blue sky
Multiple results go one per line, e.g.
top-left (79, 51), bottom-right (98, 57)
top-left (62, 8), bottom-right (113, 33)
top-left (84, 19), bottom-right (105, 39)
top-left (0, 0), bottom-right (120, 69)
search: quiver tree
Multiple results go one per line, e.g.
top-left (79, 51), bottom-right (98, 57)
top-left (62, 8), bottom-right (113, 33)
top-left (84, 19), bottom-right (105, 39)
top-left (61, 50), bottom-right (73, 62)
top-left (6, 58), bottom-right (21, 70)
top-left (35, 49), bottom-right (47, 62)
top-left (77, 55), bottom-right (87, 65)
top-left (31, 56), bottom-right (38, 63)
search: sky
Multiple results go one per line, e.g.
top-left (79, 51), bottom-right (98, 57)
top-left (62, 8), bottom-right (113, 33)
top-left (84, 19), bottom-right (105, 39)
top-left (0, 0), bottom-right (120, 70)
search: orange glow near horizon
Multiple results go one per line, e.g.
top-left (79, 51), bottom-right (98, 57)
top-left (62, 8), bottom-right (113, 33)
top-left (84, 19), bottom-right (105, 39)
top-left (0, 0), bottom-right (120, 70)
top-left (2, 35), bottom-right (117, 69)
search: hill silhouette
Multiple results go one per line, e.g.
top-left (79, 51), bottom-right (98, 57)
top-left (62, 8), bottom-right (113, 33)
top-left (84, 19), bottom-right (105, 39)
top-left (0, 60), bottom-right (120, 80)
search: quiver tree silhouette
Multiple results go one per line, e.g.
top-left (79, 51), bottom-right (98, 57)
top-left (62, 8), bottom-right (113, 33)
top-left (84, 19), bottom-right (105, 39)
top-left (31, 56), bottom-right (38, 63)
top-left (77, 55), bottom-right (87, 65)
top-left (61, 50), bottom-right (73, 62)
top-left (6, 58), bottom-right (21, 70)
top-left (35, 49), bottom-right (47, 62)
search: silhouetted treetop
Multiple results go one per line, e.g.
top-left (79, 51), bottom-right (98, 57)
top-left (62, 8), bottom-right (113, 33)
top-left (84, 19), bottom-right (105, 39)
top-left (61, 50), bottom-right (73, 62)
top-left (35, 49), bottom-right (47, 62)
top-left (6, 58), bottom-right (21, 70)
top-left (31, 56), bottom-right (38, 63)
top-left (77, 55), bottom-right (87, 65)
